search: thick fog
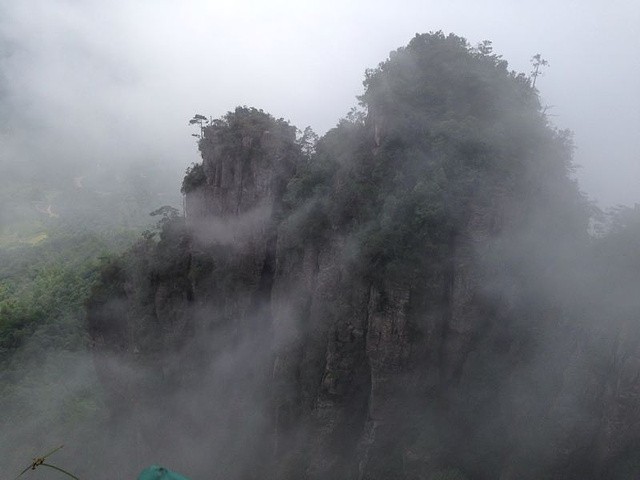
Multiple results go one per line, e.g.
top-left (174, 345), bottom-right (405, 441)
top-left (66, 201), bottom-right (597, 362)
top-left (0, 0), bottom-right (638, 206)
top-left (1, 2), bottom-right (640, 479)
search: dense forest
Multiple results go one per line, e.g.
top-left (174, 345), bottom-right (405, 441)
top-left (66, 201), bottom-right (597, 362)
top-left (0, 141), bottom-right (182, 475)
top-left (2, 32), bottom-right (640, 480)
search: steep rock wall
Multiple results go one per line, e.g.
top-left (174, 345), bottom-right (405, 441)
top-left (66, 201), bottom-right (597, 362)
top-left (86, 35), bottom-right (640, 480)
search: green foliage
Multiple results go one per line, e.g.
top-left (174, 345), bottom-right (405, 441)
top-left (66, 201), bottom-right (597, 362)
top-left (189, 113), bottom-right (210, 139)
top-left (231, 106), bottom-right (292, 133)
top-left (195, 106), bottom-right (301, 182)
top-left (181, 162), bottom-right (206, 193)
top-left (201, 106), bottom-right (298, 150)
top-left (87, 207), bottom-right (190, 355)
top-left (0, 149), bottom-right (181, 475)
top-left (183, 106), bottom-right (303, 203)
top-left (0, 232), bottom-right (135, 363)
top-left (296, 126), bottom-right (320, 157)
top-left (0, 229), bottom-right (138, 476)
top-left (282, 31), bottom-right (583, 288)
top-left (150, 205), bottom-right (180, 230)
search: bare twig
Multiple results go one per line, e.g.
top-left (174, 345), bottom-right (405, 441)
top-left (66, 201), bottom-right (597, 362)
top-left (12, 445), bottom-right (81, 480)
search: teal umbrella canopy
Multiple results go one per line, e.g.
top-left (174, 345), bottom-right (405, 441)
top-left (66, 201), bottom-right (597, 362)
top-left (137, 465), bottom-right (191, 480)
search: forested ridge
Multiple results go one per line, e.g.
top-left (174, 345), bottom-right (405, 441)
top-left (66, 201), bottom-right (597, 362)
top-left (2, 32), bottom-right (640, 480)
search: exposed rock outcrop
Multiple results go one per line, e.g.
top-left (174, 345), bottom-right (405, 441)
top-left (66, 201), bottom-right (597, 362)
top-left (87, 34), bottom-right (640, 480)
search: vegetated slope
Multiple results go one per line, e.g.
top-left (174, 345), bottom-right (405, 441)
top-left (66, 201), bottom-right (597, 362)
top-left (0, 230), bottom-right (142, 477)
top-left (0, 158), bottom-right (183, 474)
top-left (85, 32), bottom-right (639, 480)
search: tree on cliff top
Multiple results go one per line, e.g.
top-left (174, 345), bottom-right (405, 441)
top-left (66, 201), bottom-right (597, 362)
top-left (189, 114), bottom-right (209, 138)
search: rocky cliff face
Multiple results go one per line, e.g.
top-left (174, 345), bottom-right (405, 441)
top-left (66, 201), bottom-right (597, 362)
top-left (87, 34), bottom-right (640, 480)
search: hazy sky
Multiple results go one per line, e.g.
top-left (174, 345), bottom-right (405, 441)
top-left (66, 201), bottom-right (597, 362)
top-left (1, 0), bottom-right (638, 206)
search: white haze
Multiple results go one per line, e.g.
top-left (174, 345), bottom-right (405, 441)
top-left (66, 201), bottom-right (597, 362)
top-left (0, 3), bottom-right (638, 478)
top-left (0, 0), bottom-right (638, 206)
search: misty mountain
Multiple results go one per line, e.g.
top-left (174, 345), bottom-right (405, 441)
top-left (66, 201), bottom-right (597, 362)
top-left (43, 32), bottom-right (638, 480)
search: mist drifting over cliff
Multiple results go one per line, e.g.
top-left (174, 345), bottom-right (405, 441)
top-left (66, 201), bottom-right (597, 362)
top-left (0, 0), bottom-right (638, 206)
top-left (1, 2), bottom-right (640, 480)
